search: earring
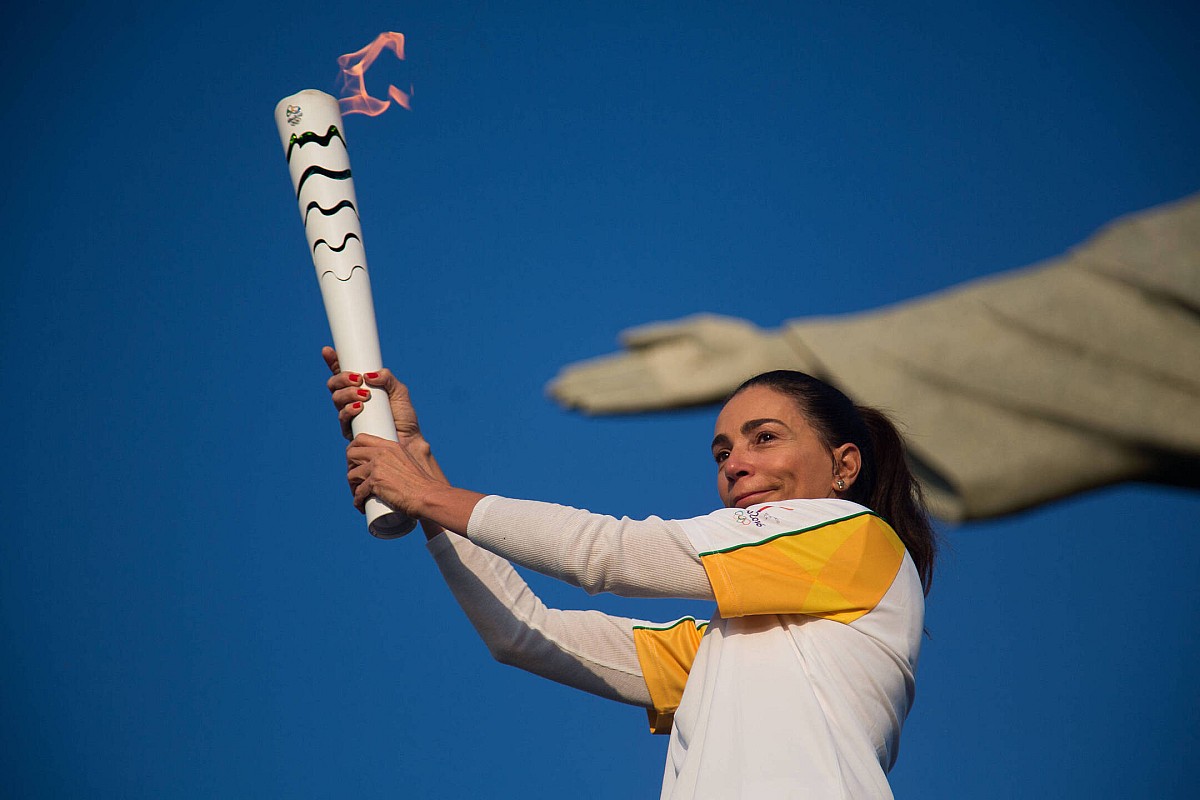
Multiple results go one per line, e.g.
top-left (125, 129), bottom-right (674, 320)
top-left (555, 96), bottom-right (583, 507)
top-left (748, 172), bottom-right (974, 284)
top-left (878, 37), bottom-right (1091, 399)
top-left (835, 478), bottom-right (846, 490)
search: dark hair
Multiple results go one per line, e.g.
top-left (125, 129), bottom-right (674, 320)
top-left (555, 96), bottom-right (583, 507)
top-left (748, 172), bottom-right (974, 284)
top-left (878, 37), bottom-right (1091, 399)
top-left (732, 370), bottom-right (937, 594)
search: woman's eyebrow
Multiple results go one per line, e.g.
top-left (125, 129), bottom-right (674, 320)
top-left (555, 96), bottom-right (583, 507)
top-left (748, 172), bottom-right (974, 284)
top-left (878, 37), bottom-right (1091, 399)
top-left (741, 418), bottom-right (788, 434)
top-left (712, 418), bottom-right (790, 451)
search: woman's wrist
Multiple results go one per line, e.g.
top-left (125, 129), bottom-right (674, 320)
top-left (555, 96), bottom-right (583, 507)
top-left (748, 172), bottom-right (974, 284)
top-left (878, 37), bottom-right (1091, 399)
top-left (402, 435), bottom-right (453, 539)
top-left (401, 435), bottom-right (446, 481)
top-left (416, 485), bottom-right (486, 536)
top-left (398, 432), bottom-right (431, 453)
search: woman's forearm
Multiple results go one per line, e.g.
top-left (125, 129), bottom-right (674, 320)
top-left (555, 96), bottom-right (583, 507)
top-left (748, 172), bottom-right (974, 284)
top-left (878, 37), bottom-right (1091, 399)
top-left (411, 441), bottom-right (712, 601)
top-left (466, 497), bottom-right (715, 600)
top-left (428, 531), bottom-right (653, 706)
top-left (414, 483), bottom-right (487, 537)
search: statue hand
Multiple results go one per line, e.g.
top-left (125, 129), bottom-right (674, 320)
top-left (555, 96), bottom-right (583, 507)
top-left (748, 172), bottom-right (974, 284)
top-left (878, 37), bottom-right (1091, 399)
top-left (548, 314), bottom-right (804, 413)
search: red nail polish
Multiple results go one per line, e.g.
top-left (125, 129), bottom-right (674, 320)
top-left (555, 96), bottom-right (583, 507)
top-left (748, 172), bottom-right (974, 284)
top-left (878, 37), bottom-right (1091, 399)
top-left (357, 389), bottom-right (370, 397)
top-left (364, 372), bottom-right (380, 380)
top-left (347, 373), bottom-right (361, 383)
top-left (352, 402), bottom-right (362, 409)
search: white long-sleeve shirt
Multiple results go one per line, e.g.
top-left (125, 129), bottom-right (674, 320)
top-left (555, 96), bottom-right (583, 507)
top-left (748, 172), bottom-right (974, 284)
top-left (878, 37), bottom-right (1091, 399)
top-left (428, 496), bottom-right (924, 799)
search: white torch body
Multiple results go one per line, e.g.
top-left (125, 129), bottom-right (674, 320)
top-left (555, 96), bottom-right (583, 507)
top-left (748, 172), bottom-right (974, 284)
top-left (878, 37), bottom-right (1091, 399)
top-left (275, 89), bottom-right (415, 538)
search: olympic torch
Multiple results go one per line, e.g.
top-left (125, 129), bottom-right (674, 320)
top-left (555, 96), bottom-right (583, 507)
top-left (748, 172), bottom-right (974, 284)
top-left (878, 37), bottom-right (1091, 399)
top-left (275, 89), bottom-right (415, 538)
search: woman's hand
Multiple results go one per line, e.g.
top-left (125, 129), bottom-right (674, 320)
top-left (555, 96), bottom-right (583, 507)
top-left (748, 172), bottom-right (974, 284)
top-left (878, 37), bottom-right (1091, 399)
top-left (345, 433), bottom-right (437, 516)
top-left (346, 433), bottom-right (485, 534)
top-left (323, 347), bottom-right (482, 536)
top-left (322, 346), bottom-right (421, 442)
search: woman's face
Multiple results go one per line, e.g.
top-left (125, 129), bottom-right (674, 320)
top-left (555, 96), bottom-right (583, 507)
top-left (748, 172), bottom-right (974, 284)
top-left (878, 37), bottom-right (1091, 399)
top-left (712, 385), bottom-right (843, 508)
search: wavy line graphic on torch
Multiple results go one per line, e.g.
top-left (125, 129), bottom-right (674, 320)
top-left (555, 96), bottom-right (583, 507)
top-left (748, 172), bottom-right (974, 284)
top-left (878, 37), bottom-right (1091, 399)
top-left (310, 232), bottom-right (366, 276)
top-left (315, 266), bottom-right (366, 283)
top-left (312, 232), bottom-right (361, 253)
top-left (304, 200), bottom-right (359, 225)
top-left (285, 125), bottom-right (347, 161)
top-left (313, 242), bottom-right (368, 282)
top-left (295, 165), bottom-right (352, 197)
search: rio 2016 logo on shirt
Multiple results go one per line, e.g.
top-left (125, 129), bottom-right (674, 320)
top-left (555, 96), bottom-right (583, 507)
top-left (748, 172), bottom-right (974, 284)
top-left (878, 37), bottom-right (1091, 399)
top-left (733, 509), bottom-right (766, 527)
top-left (733, 505), bottom-right (793, 527)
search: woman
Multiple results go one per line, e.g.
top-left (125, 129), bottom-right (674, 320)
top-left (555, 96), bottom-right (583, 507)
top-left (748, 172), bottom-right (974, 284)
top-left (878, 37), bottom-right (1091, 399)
top-left (325, 347), bottom-right (936, 799)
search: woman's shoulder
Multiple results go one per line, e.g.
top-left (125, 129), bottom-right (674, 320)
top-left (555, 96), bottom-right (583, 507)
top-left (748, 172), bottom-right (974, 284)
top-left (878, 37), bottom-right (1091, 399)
top-left (676, 498), bottom-right (879, 554)
top-left (700, 498), bottom-right (875, 528)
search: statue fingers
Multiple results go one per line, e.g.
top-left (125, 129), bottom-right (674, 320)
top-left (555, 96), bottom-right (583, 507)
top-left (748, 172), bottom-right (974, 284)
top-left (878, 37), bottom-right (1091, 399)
top-left (617, 315), bottom-right (712, 349)
top-left (548, 353), bottom-right (674, 413)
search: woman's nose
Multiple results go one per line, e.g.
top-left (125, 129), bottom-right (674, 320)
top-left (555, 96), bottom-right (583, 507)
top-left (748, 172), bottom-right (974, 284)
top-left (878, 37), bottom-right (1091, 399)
top-left (722, 450), bottom-right (752, 480)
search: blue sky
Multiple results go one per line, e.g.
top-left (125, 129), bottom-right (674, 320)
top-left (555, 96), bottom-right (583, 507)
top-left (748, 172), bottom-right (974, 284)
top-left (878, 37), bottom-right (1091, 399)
top-left (3, 1), bottom-right (1198, 797)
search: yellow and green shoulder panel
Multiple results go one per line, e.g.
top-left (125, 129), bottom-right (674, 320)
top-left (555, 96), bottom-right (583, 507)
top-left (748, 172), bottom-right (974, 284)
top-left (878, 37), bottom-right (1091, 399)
top-left (632, 617), bottom-right (708, 734)
top-left (697, 509), bottom-right (905, 623)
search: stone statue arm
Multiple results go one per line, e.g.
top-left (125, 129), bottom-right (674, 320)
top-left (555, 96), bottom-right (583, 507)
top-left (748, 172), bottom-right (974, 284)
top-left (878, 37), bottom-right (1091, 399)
top-left (548, 314), bottom-right (819, 413)
top-left (549, 194), bottom-right (1200, 521)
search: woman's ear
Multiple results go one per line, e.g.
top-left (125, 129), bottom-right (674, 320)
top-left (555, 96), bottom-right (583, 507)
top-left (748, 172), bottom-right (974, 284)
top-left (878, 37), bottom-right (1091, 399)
top-left (831, 443), bottom-right (862, 494)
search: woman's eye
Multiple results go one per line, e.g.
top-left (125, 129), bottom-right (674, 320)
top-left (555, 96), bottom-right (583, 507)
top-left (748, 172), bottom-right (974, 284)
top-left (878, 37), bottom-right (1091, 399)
top-left (756, 432), bottom-right (776, 444)
top-left (714, 451), bottom-right (729, 464)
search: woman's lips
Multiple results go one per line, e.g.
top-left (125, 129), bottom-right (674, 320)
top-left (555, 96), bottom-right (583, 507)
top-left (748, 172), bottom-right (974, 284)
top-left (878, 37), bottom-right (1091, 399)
top-left (734, 490), bottom-right (773, 508)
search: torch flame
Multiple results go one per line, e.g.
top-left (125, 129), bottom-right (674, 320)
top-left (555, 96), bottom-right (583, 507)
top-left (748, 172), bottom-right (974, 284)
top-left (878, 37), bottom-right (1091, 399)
top-left (337, 32), bottom-right (412, 117)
